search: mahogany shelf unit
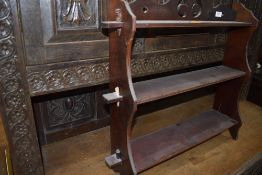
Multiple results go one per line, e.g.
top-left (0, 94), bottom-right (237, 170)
top-left (102, 1), bottom-right (258, 175)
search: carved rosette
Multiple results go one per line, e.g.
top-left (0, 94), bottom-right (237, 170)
top-left (27, 47), bottom-right (224, 96)
top-left (28, 62), bottom-right (109, 94)
top-left (0, 0), bottom-right (43, 174)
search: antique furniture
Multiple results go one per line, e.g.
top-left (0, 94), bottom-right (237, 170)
top-left (0, 0), bottom-right (261, 175)
top-left (102, 1), bottom-right (257, 174)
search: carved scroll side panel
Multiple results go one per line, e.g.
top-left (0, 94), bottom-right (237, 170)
top-left (0, 0), bottom-right (44, 174)
top-left (57, 0), bottom-right (98, 30)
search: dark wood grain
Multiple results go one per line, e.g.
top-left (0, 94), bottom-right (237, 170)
top-left (134, 66), bottom-right (245, 104)
top-left (106, 1), bottom-right (137, 174)
top-left (131, 110), bottom-right (237, 173)
top-left (0, 1), bottom-right (260, 175)
top-left (102, 20), bottom-right (251, 29)
top-left (214, 3), bottom-right (258, 140)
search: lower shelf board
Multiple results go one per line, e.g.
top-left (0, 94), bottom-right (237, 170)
top-left (131, 110), bottom-right (237, 173)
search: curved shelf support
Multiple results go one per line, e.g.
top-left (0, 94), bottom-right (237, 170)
top-left (104, 0), bottom-right (138, 174)
top-left (213, 3), bottom-right (259, 140)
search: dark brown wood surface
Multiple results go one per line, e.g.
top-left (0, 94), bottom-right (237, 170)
top-left (134, 66), bottom-right (245, 104)
top-left (0, 0), bottom-right (260, 175)
top-left (214, 3), bottom-right (258, 140)
top-left (102, 20), bottom-right (251, 29)
top-left (131, 110), bottom-right (237, 173)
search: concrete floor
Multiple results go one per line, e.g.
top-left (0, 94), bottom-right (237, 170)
top-left (42, 95), bottom-right (262, 175)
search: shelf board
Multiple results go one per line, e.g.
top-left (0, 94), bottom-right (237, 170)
top-left (131, 110), bottom-right (237, 173)
top-left (102, 20), bottom-right (252, 29)
top-left (134, 66), bottom-right (245, 105)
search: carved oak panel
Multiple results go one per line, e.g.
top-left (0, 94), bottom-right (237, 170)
top-left (47, 94), bottom-right (94, 127)
top-left (33, 92), bottom-right (97, 144)
top-left (0, 0), bottom-right (44, 174)
top-left (27, 47), bottom-right (225, 96)
top-left (56, 0), bottom-right (98, 30)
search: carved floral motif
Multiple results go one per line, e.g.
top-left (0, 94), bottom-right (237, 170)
top-left (58, 0), bottom-right (98, 29)
top-left (0, 0), bottom-right (43, 174)
top-left (0, 0), bottom-right (10, 20)
top-left (46, 94), bottom-right (94, 128)
top-left (28, 47), bottom-right (224, 96)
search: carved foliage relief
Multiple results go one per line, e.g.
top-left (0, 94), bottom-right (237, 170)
top-left (46, 94), bottom-right (95, 128)
top-left (57, 0), bottom-right (98, 29)
top-left (0, 0), bottom-right (42, 174)
top-left (28, 47), bottom-right (224, 95)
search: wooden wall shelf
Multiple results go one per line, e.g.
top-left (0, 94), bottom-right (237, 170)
top-left (102, 1), bottom-right (258, 174)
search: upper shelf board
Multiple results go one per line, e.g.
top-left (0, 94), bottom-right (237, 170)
top-left (102, 20), bottom-right (252, 29)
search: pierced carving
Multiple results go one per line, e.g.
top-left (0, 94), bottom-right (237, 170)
top-left (177, 0), bottom-right (202, 18)
top-left (27, 47), bottom-right (224, 95)
top-left (0, 0), bottom-right (43, 174)
top-left (57, 0), bottom-right (98, 29)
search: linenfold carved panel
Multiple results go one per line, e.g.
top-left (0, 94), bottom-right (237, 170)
top-left (27, 47), bottom-right (224, 96)
top-left (56, 0), bottom-right (98, 29)
top-left (0, 0), bottom-right (42, 174)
